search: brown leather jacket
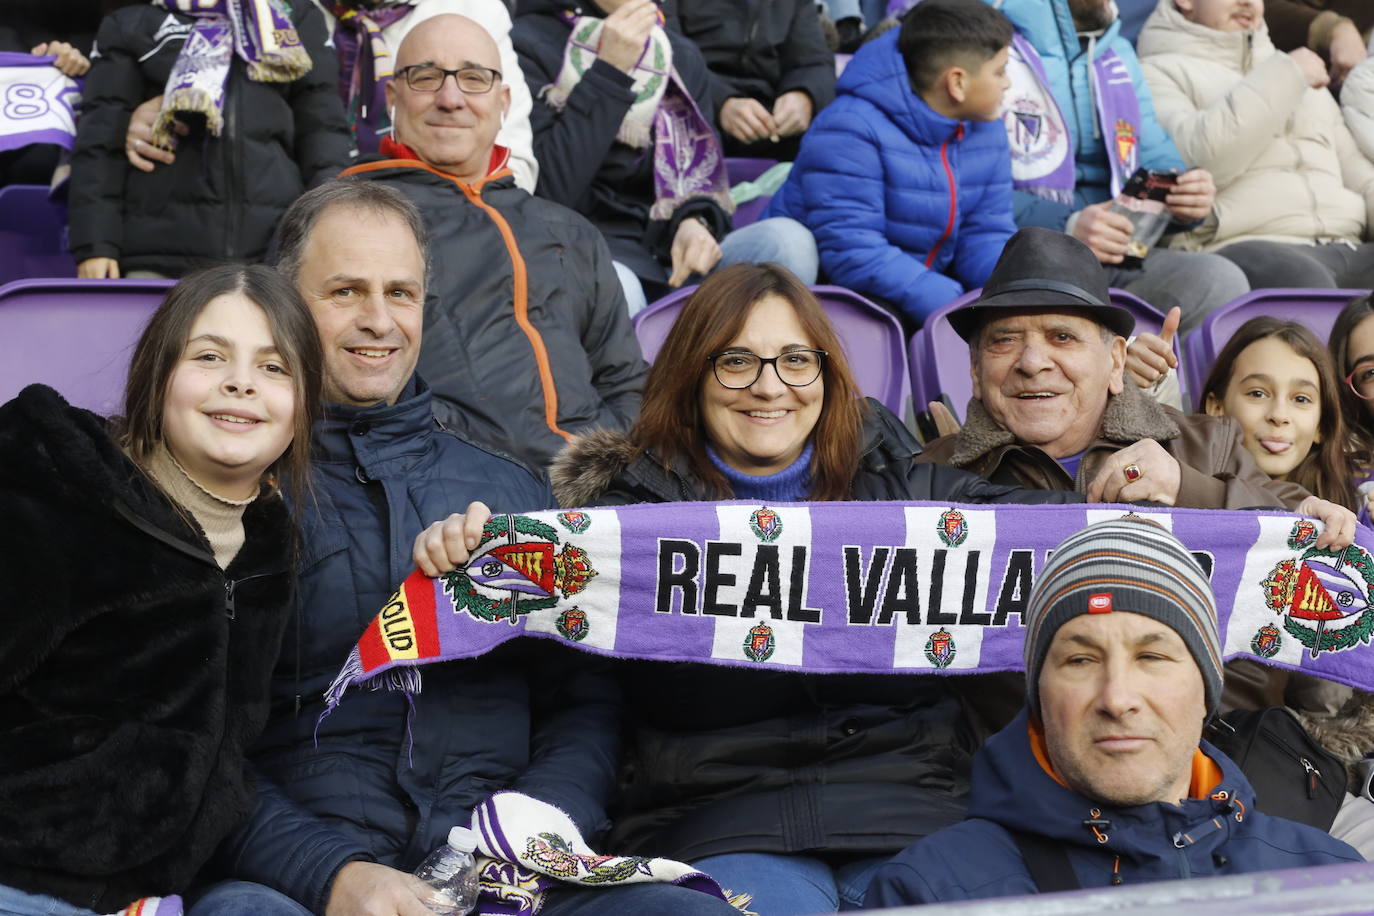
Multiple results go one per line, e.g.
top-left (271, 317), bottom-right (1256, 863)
top-left (917, 383), bottom-right (1309, 510)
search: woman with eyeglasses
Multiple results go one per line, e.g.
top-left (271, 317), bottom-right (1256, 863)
top-left (549, 263), bottom-right (1080, 915)
top-left (1330, 296), bottom-right (1374, 509)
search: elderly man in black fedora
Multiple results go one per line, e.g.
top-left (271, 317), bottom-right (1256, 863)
top-left (919, 228), bottom-right (1353, 524)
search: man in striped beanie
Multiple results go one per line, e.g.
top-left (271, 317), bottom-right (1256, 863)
top-left (1023, 514), bottom-right (1224, 809)
top-left (864, 515), bottom-right (1360, 906)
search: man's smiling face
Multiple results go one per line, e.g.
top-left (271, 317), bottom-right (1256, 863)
top-left (972, 310), bottom-right (1126, 459)
top-left (295, 204), bottom-right (425, 407)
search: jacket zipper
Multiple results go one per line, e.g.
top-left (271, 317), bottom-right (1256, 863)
top-left (925, 125), bottom-right (963, 268)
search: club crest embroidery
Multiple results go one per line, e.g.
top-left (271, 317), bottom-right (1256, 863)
top-left (1260, 544), bottom-right (1374, 658)
top-left (750, 507), bottom-right (783, 543)
top-left (1114, 118), bottom-right (1137, 168)
top-left (1251, 623), bottom-right (1282, 659)
top-left (1288, 519), bottom-right (1318, 551)
top-left (557, 510), bottom-right (592, 534)
top-left (556, 607), bottom-right (589, 642)
top-left (525, 832), bottom-right (654, 884)
top-left (936, 509), bottom-right (968, 547)
top-left (925, 628), bottom-right (956, 668)
top-left (442, 515), bottom-right (596, 624)
top-left (743, 622), bottom-right (776, 662)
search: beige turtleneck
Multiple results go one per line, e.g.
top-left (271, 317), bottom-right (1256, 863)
top-left (141, 443), bottom-right (258, 570)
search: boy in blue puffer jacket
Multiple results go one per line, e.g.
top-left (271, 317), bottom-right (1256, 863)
top-left (768, 0), bottom-right (1015, 325)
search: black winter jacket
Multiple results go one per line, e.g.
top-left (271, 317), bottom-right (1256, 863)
top-left (213, 378), bottom-right (625, 914)
top-left (548, 400), bottom-right (1082, 861)
top-left (0, 386), bottom-right (293, 912)
top-left (340, 159), bottom-right (646, 472)
top-left (512, 0), bottom-right (730, 288)
top-left (69, 2), bottom-right (350, 275)
top-left (664, 0), bottom-right (836, 157)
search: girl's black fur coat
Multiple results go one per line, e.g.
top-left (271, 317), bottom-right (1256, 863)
top-left (0, 385), bottom-right (293, 911)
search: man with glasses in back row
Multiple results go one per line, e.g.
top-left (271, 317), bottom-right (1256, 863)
top-left (339, 13), bottom-right (647, 474)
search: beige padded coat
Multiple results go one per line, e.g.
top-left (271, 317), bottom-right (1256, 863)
top-left (1136, 1), bottom-right (1374, 251)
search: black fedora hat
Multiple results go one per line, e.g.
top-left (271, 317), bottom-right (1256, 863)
top-left (948, 227), bottom-right (1135, 342)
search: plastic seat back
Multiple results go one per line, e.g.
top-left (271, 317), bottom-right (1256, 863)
top-left (0, 185), bottom-right (76, 284)
top-left (0, 278), bottom-right (174, 414)
top-left (1184, 288), bottom-right (1369, 407)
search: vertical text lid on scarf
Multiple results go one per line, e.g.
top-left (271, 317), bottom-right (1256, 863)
top-left (325, 502), bottom-right (1374, 713)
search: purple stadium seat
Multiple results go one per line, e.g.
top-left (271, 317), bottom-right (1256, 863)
top-left (0, 278), bottom-right (174, 415)
top-left (632, 284), bottom-right (910, 415)
top-left (909, 287), bottom-right (1168, 424)
top-left (1182, 288), bottom-right (1370, 409)
top-left (0, 184), bottom-right (76, 284)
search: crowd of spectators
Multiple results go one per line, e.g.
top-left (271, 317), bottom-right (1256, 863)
top-left (6, 0), bottom-right (1374, 914)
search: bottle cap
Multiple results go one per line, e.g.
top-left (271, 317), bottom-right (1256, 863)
top-left (447, 826), bottom-right (478, 853)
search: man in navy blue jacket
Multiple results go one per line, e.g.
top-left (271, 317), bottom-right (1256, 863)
top-left (769, 0), bottom-right (1017, 326)
top-left (865, 517), bottom-right (1362, 907)
top-left (187, 180), bottom-right (738, 916)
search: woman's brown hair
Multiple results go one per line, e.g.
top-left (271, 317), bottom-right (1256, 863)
top-left (1201, 316), bottom-right (1357, 510)
top-left (631, 263), bottom-right (867, 500)
top-left (1327, 293), bottom-right (1374, 472)
top-left (120, 263), bottom-right (323, 509)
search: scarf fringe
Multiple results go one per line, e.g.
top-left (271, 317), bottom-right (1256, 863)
top-left (246, 44), bottom-right (312, 83)
top-left (153, 87), bottom-right (224, 145)
top-left (650, 189), bottom-right (734, 223)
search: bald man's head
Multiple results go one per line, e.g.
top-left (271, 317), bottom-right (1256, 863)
top-left (385, 14), bottom-right (511, 181)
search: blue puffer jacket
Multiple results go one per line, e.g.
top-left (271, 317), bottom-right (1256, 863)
top-left (864, 707), bottom-right (1362, 906)
top-left (767, 29), bottom-right (1015, 323)
top-left (212, 378), bottom-right (623, 914)
top-left (988, 0), bottom-right (1185, 230)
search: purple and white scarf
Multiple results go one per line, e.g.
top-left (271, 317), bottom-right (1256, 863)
top-left (325, 502), bottom-right (1374, 717)
top-left (1000, 34), bottom-right (1142, 202)
top-left (327, 0), bottom-right (415, 154)
top-left (149, 0), bottom-right (312, 148)
top-left (542, 14), bottom-right (732, 221)
top-left (470, 792), bottom-right (751, 915)
top-left (0, 52), bottom-right (81, 154)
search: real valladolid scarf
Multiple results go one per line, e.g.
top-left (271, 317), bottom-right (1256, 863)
top-left (1000, 34), bottom-right (1142, 202)
top-left (149, 0), bottom-right (312, 148)
top-left (541, 13), bottom-right (733, 220)
top-left (327, 501), bottom-right (1374, 712)
top-left (470, 792), bottom-right (753, 915)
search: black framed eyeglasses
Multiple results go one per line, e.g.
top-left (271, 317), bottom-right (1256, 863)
top-left (707, 349), bottom-right (827, 389)
top-left (1346, 360), bottom-right (1374, 400)
top-left (396, 64), bottom-right (502, 94)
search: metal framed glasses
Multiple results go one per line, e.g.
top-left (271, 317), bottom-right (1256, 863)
top-left (1346, 360), bottom-right (1374, 400)
top-left (396, 64), bottom-right (502, 94)
top-left (707, 349), bottom-right (827, 389)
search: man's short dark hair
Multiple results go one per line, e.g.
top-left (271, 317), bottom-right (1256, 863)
top-left (898, 0), bottom-right (1014, 95)
top-left (275, 179), bottom-right (432, 292)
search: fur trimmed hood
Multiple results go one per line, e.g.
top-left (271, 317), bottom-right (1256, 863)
top-left (550, 426), bottom-right (675, 508)
top-left (944, 382), bottom-right (1180, 468)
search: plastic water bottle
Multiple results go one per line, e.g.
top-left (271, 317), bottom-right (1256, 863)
top-left (413, 826), bottom-right (481, 915)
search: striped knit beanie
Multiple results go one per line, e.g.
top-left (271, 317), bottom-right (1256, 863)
top-left (1024, 516), bottom-right (1224, 716)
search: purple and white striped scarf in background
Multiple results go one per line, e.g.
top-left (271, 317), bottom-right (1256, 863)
top-left (542, 14), bottom-right (733, 221)
top-left (0, 52), bottom-right (81, 154)
top-left (148, 0), bottom-right (312, 148)
top-left (326, 0), bottom-right (415, 154)
top-left (999, 35), bottom-right (1143, 203)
